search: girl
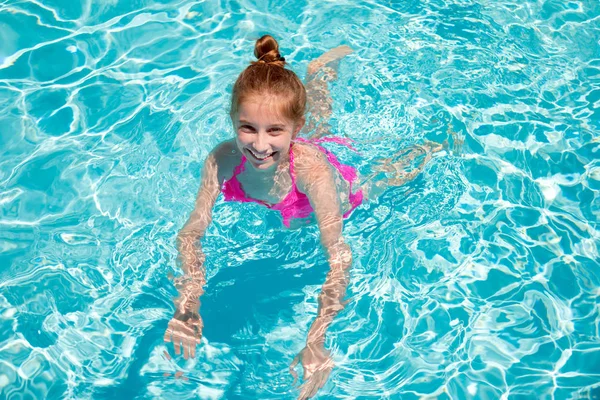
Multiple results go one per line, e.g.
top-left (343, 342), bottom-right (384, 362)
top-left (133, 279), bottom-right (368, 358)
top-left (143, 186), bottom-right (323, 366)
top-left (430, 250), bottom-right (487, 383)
top-left (163, 35), bottom-right (440, 399)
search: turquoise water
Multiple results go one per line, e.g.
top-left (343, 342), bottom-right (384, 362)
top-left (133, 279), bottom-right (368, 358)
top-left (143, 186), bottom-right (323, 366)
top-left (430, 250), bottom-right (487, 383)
top-left (1, 0), bottom-right (600, 398)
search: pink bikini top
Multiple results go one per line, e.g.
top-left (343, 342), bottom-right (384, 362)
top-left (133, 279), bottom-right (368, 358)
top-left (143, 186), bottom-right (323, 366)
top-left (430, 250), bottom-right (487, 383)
top-left (221, 137), bottom-right (363, 227)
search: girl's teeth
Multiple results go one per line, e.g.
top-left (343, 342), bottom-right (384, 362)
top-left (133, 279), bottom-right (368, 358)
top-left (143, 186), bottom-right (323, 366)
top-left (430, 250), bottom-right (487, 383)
top-left (250, 150), bottom-right (271, 160)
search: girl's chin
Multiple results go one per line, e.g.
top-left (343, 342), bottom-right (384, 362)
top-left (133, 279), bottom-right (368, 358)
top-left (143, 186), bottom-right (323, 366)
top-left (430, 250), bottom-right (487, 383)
top-left (248, 158), bottom-right (277, 170)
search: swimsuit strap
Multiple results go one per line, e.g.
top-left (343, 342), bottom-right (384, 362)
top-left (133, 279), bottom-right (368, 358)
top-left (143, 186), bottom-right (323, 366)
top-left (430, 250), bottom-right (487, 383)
top-left (233, 155), bottom-right (247, 176)
top-left (288, 144), bottom-right (297, 186)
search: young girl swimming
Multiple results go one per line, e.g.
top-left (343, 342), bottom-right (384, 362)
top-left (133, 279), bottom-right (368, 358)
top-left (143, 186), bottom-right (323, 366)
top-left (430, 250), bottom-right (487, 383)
top-left (163, 35), bottom-right (440, 399)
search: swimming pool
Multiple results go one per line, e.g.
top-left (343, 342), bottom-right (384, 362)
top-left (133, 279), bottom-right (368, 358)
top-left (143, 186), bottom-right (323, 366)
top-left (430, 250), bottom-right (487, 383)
top-left (1, 0), bottom-right (599, 398)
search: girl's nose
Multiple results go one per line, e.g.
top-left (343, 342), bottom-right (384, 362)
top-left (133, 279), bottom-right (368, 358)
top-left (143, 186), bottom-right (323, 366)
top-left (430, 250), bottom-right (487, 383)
top-left (253, 133), bottom-right (270, 153)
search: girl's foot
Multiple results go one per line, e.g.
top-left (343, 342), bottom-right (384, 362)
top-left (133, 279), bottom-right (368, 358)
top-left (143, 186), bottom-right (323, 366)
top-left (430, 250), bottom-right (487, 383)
top-left (307, 45), bottom-right (354, 76)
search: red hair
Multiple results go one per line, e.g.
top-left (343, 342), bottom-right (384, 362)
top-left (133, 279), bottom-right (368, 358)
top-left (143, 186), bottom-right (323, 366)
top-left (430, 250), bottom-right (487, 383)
top-left (230, 35), bottom-right (306, 122)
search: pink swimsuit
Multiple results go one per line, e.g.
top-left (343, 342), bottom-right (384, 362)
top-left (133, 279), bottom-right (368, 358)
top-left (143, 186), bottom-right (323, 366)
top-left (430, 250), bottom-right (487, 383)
top-left (221, 137), bottom-right (363, 227)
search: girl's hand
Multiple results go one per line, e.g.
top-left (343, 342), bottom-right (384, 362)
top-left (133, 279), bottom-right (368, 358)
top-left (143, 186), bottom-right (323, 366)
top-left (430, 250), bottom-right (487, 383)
top-left (164, 299), bottom-right (203, 360)
top-left (290, 343), bottom-right (334, 400)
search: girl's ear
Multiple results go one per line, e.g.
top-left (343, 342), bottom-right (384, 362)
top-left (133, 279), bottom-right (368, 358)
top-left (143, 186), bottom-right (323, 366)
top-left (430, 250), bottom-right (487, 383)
top-left (293, 118), bottom-right (305, 138)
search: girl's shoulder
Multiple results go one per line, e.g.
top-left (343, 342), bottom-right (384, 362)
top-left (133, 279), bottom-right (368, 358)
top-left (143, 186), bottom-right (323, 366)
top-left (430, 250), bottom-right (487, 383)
top-left (292, 140), bottom-right (333, 183)
top-left (293, 140), bottom-right (328, 168)
top-left (211, 139), bottom-right (242, 183)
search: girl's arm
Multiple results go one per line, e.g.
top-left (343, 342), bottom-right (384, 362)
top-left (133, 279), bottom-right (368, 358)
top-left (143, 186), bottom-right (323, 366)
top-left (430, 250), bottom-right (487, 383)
top-left (176, 150), bottom-right (222, 302)
top-left (295, 145), bottom-right (353, 347)
top-left (166, 143), bottom-right (235, 359)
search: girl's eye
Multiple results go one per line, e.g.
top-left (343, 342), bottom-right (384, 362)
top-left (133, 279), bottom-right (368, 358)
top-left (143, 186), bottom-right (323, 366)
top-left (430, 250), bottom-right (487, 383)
top-left (269, 127), bottom-right (283, 133)
top-left (240, 125), bottom-right (255, 132)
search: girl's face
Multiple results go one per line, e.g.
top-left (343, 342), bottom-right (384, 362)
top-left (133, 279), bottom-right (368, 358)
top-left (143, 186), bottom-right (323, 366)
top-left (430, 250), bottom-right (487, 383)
top-left (233, 95), bottom-right (304, 171)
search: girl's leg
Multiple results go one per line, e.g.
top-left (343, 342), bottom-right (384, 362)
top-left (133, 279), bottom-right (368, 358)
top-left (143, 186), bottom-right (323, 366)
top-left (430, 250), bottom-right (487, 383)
top-left (361, 140), bottom-right (445, 201)
top-left (304, 46), bottom-right (353, 139)
top-left (303, 47), bottom-right (446, 201)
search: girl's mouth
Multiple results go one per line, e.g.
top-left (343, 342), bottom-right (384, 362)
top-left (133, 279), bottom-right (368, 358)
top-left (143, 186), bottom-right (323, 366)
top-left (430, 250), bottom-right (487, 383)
top-left (247, 148), bottom-right (275, 161)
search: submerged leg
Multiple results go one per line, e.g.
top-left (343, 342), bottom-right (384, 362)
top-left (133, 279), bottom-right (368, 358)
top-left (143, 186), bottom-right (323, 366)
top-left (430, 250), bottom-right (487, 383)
top-left (361, 140), bottom-right (445, 201)
top-left (304, 46), bottom-right (353, 139)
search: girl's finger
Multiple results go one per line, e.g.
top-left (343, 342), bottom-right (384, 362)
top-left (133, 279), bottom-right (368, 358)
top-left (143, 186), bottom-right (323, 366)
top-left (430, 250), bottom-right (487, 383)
top-left (183, 340), bottom-right (190, 360)
top-left (298, 378), bottom-right (317, 400)
top-left (290, 367), bottom-right (299, 387)
top-left (316, 371), bottom-right (328, 390)
top-left (173, 335), bottom-right (181, 355)
top-left (163, 329), bottom-right (172, 343)
top-left (289, 353), bottom-right (300, 369)
top-left (194, 325), bottom-right (203, 343)
top-left (190, 341), bottom-right (196, 359)
top-left (289, 353), bottom-right (301, 386)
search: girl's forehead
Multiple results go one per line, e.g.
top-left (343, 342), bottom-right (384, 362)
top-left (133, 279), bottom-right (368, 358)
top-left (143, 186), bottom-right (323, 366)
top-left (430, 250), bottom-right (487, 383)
top-left (237, 96), bottom-right (292, 124)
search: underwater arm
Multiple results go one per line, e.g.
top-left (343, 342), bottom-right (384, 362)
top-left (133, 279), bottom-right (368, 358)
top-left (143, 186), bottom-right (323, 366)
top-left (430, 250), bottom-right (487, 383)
top-left (305, 179), bottom-right (352, 347)
top-left (165, 152), bottom-right (220, 359)
top-left (296, 151), bottom-right (352, 347)
top-left (176, 152), bottom-right (220, 297)
top-left (291, 152), bottom-right (352, 397)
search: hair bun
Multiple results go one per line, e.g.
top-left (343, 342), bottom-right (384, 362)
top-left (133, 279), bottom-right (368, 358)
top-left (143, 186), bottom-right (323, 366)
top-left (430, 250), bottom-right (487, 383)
top-left (253, 35), bottom-right (286, 67)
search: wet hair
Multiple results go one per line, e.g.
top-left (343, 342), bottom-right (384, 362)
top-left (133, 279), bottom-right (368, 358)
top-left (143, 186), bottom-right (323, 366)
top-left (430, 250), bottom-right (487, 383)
top-left (230, 35), bottom-right (306, 123)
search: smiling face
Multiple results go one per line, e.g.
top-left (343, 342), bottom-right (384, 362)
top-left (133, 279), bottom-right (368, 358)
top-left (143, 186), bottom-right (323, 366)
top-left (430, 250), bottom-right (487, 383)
top-left (233, 94), bottom-right (304, 171)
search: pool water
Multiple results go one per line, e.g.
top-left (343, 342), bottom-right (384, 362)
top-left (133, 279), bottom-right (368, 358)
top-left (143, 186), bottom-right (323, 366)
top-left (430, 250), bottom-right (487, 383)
top-left (1, 0), bottom-right (600, 399)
